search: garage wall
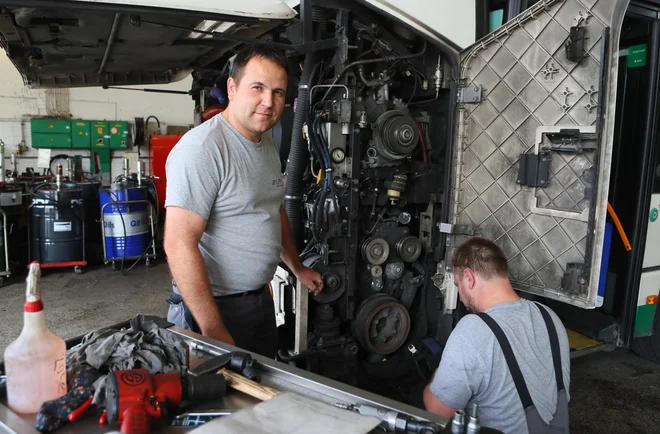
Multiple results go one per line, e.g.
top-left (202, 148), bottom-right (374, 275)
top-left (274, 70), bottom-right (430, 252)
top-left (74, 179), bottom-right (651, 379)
top-left (0, 52), bottom-right (194, 179)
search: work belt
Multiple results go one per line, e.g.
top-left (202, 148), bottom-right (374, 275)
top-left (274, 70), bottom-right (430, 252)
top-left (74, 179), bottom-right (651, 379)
top-left (214, 284), bottom-right (268, 300)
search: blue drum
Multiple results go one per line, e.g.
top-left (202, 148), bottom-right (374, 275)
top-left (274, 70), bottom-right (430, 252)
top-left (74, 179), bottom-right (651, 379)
top-left (99, 185), bottom-right (150, 260)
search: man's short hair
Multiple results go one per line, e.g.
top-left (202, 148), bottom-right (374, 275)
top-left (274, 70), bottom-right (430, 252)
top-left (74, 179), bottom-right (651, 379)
top-left (231, 45), bottom-right (288, 83)
top-left (451, 237), bottom-right (508, 280)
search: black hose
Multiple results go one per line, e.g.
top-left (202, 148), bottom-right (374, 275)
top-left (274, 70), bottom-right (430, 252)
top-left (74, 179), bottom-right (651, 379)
top-left (284, 53), bottom-right (319, 251)
top-left (134, 117), bottom-right (145, 156)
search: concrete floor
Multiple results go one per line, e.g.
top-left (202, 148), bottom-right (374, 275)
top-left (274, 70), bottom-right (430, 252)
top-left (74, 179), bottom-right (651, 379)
top-left (0, 262), bottom-right (170, 352)
top-left (1, 264), bottom-right (659, 433)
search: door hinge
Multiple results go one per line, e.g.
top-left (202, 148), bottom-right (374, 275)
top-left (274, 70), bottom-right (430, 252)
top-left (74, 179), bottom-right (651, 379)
top-left (457, 84), bottom-right (482, 103)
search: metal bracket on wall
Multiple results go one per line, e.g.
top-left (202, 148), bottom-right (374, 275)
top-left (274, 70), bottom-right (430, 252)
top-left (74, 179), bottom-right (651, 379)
top-left (562, 263), bottom-right (588, 295)
top-left (457, 84), bottom-right (483, 103)
top-left (565, 26), bottom-right (586, 63)
top-left (517, 153), bottom-right (551, 187)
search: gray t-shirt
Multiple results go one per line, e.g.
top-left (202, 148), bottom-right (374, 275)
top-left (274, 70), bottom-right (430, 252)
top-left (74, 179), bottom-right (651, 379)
top-left (165, 113), bottom-right (285, 296)
top-left (429, 299), bottom-right (570, 434)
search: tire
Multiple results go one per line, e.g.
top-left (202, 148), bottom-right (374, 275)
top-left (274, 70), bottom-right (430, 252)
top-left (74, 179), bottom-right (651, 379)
top-left (632, 311), bottom-right (660, 363)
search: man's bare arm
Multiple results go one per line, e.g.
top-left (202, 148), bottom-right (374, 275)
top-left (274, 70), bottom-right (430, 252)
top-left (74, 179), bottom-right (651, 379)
top-left (423, 384), bottom-right (455, 419)
top-left (164, 206), bottom-right (234, 345)
top-left (279, 205), bottom-right (323, 295)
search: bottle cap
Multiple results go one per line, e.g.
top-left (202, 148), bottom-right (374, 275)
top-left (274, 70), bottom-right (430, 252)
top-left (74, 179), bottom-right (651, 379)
top-left (24, 262), bottom-right (43, 312)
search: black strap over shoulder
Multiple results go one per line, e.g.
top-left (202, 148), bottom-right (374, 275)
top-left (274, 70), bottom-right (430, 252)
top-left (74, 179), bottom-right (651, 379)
top-left (476, 312), bottom-right (534, 409)
top-left (534, 302), bottom-right (565, 392)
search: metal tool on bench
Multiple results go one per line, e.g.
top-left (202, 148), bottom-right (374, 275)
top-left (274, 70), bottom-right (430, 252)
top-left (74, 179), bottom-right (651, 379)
top-left (188, 350), bottom-right (260, 381)
top-left (335, 402), bottom-right (441, 433)
top-left (170, 410), bottom-right (237, 427)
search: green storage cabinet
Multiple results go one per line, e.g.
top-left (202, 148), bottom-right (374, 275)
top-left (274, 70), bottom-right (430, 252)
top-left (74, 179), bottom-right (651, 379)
top-left (109, 121), bottom-right (129, 149)
top-left (31, 119), bottom-right (71, 134)
top-left (91, 121), bottom-right (110, 148)
top-left (71, 120), bottom-right (91, 149)
top-left (32, 133), bottom-right (71, 149)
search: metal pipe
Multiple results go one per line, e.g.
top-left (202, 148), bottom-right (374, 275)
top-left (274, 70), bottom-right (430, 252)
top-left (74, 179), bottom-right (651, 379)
top-left (55, 164), bottom-right (62, 191)
top-left (66, 158), bottom-right (73, 180)
top-left (0, 140), bottom-right (5, 184)
top-left (99, 13), bottom-right (123, 75)
top-left (11, 154), bottom-right (17, 177)
top-left (137, 160), bottom-right (143, 186)
top-left (123, 158), bottom-right (129, 179)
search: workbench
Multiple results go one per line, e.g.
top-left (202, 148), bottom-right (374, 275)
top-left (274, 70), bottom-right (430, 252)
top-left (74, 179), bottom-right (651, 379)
top-left (0, 320), bottom-right (447, 433)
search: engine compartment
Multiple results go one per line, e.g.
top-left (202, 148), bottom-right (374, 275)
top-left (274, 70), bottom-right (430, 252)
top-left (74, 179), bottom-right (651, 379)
top-left (191, 4), bottom-right (457, 400)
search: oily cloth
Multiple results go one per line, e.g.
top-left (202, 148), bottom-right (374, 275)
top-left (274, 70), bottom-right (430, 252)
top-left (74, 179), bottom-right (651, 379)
top-left (36, 315), bottom-right (187, 433)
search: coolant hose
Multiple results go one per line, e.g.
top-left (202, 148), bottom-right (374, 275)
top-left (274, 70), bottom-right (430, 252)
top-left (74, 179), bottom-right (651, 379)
top-left (284, 53), bottom-right (319, 250)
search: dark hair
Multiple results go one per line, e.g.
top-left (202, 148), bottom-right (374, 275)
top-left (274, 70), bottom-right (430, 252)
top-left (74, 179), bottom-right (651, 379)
top-left (451, 237), bottom-right (508, 280)
top-left (231, 45), bottom-right (288, 83)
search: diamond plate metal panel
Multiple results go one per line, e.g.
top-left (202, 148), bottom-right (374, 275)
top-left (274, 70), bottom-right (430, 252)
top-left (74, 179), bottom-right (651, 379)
top-left (510, 220), bottom-right (537, 250)
top-left (534, 98), bottom-right (564, 125)
top-left (537, 261), bottom-right (563, 287)
top-left (500, 132), bottom-right (527, 163)
top-left (542, 226), bottom-right (573, 257)
top-left (559, 247), bottom-right (584, 271)
top-left (538, 19), bottom-right (568, 55)
top-left (504, 63), bottom-right (533, 93)
top-left (490, 47), bottom-right (517, 78)
top-left (502, 99), bottom-right (530, 130)
top-left (485, 117), bottom-right (514, 146)
top-left (464, 198), bottom-right (491, 226)
top-left (483, 150), bottom-right (510, 179)
top-left (467, 166), bottom-right (495, 194)
top-left (482, 183), bottom-right (508, 212)
top-left (525, 240), bottom-right (553, 270)
top-left (536, 62), bottom-right (568, 92)
top-left (488, 82), bottom-right (516, 111)
top-left (519, 79), bottom-right (547, 111)
top-left (472, 101), bottom-right (498, 129)
top-left (474, 66), bottom-right (501, 97)
top-left (470, 133), bottom-right (497, 161)
top-left (481, 216), bottom-right (506, 241)
top-left (527, 213), bottom-right (558, 237)
top-left (520, 43), bottom-right (551, 75)
top-left (451, 0), bottom-right (626, 308)
top-left (506, 29), bottom-right (534, 58)
top-left (511, 189), bottom-right (533, 217)
top-left (509, 254), bottom-right (535, 281)
top-left (493, 201), bottom-right (524, 231)
top-left (518, 116), bottom-right (541, 147)
top-left (463, 149), bottom-right (480, 177)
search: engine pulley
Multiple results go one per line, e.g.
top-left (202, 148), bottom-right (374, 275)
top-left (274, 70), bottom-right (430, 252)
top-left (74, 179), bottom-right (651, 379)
top-left (396, 236), bottom-right (423, 263)
top-left (303, 254), bottom-right (346, 303)
top-left (373, 110), bottom-right (419, 161)
top-left (361, 237), bottom-right (390, 265)
top-left (352, 294), bottom-right (411, 355)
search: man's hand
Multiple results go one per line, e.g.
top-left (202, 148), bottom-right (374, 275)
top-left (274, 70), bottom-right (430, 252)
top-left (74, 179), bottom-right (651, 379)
top-left (203, 325), bottom-right (236, 347)
top-left (295, 266), bottom-right (324, 296)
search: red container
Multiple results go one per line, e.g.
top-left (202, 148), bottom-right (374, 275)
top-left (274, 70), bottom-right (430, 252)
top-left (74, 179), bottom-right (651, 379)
top-left (150, 134), bottom-right (183, 211)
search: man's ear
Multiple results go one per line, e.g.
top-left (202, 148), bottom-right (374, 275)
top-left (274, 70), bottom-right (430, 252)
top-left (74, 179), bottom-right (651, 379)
top-left (463, 268), bottom-right (476, 291)
top-left (227, 76), bottom-right (237, 101)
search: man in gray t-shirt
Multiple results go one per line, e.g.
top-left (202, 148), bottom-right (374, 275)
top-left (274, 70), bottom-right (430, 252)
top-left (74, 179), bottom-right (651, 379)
top-left (423, 237), bottom-right (570, 433)
top-left (164, 45), bottom-right (323, 358)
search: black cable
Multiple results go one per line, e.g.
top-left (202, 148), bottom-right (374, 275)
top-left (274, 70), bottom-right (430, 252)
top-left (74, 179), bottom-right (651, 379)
top-left (145, 115), bottom-right (161, 133)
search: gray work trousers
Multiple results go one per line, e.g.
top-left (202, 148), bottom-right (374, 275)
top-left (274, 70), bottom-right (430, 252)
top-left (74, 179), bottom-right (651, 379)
top-left (166, 281), bottom-right (277, 359)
